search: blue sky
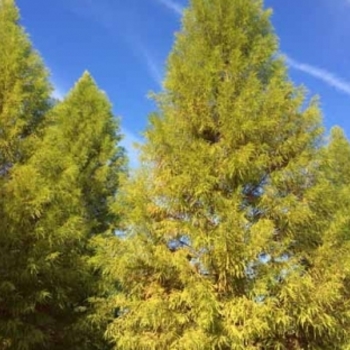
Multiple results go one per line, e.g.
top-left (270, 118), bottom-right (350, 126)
top-left (16, 0), bottom-right (350, 164)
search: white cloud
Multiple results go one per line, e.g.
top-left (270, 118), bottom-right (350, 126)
top-left (154, 0), bottom-right (184, 15)
top-left (285, 55), bottom-right (350, 96)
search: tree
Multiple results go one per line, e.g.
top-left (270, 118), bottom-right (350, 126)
top-left (0, 0), bottom-right (51, 173)
top-left (0, 0), bottom-right (51, 347)
top-left (316, 127), bottom-right (350, 344)
top-left (321, 127), bottom-right (350, 190)
top-left (1, 72), bottom-right (125, 349)
top-left (101, 0), bottom-right (350, 349)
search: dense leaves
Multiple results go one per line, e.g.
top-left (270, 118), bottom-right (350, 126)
top-left (1, 0), bottom-right (350, 349)
top-left (0, 0), bottom-right (51, 172)
top-left (0, 0), bottom-right (52, 347)
top-left (0, 2), bottom-right (125, 346)
top-left (99, 0), bottom-right (350, 349)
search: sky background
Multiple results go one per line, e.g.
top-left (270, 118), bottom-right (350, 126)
top-left (16, 0), bottom-right (350, 165)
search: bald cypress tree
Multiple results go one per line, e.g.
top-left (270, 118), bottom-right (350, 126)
top-left (101, 0), bottom-right (350, 349)
top-left (319, 127), bottom-right (350, 309)
top-left (0, 1), bottom-right (51, 348)
top-left (0, 0), bottom-right (51, 172)
top-left (1, 72), bottom-right (125, 349)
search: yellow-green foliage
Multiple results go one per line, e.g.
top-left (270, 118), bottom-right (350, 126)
top-left (1, 0), bottom-right (350, 349)
top-left (0, 0), bottom-right (51, 347)
top-left (99, 0), bottom-right (350, 349)
top-left (0, 0), bottom-right (51, 169)
top-left (0, 70), bottom-right (125, 349)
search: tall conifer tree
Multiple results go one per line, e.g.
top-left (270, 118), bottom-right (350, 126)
top-left (101, 0), bottom-right (350, 348)
top-left (1, 72), bottom-right (125, 349)
top-left (318, 127), bottom-right (350, 313)
top-left (0, 1), bottom-right (51, 348)
top-left (0, 0), bottom-right (51, 172)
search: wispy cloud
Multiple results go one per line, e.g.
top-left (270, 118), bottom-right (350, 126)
top-left (65, 1), bottom-right (163, 88)
top-left (139, 47), bottom-right (163, 87)
top-left (66, 0), bottom-right (119, 32)
top-left (285, 55), bottom-right (350, 96)
top-left (154, 0), bottom-right (184, 15)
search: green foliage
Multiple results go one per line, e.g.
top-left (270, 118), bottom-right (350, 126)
top-left (45, 72), bottom-right (126, 234)
top-left (1, 0), bottom-right (350, 349)
top-left (0, 71), bottom-right (125, 349)
top-left (99, 0), bottom-right (350, 349)
top-left (0, 0), bottom-right (51, 347)
top-left (0, 0), bottom-right (51, 170)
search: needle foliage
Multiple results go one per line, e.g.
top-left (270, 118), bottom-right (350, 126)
top-left (99, 1), bottom-right (350, 349)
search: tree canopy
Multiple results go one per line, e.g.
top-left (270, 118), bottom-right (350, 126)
top-left (98, 0), bottom-right (350, 349)
top-left (0, 3), bottom-right (125, 346)
top-left (1, 0), bottom-right (350, 349)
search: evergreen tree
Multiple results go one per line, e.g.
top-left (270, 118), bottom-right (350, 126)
top-left (0, 0), bottom-right (51, 172)
top-left (0, 1), bottom-right (51, 348)
top-left (321, 127), bottom-right (350, 190)
top-left (101, 0), bottom-right (350, 349)
top-left (1, 72), bottom-right (125, 349)
top-left (318, 127), bottom-right (350, 331)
